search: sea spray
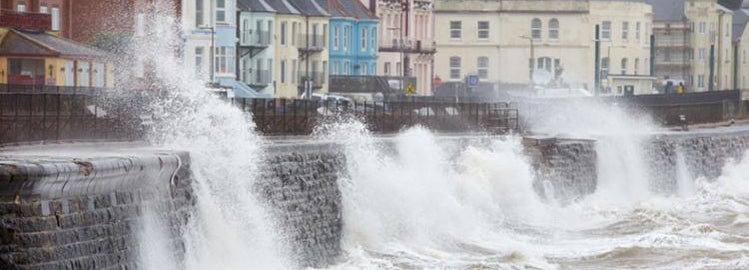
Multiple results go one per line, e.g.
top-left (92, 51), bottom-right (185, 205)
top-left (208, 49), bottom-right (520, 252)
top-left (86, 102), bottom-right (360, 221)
top-left (317, 121), bottom-right (555, 268)
top-left (123, 2), bottom-right (290, 269)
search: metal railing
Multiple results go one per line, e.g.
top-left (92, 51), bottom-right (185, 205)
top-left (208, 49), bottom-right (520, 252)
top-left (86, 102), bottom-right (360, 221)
top-left (0, 91), bottom-right (145, 146)
top-left (297, 34), bottom-right (326, 50)
top-left (329, 75), bottom-right (417, 94)
top-left (241, 30), bottom-right (271, 46)
top-left (250, 70), bottom-right (272, 86)
top-left (230, 98), bottom-right (519, 135)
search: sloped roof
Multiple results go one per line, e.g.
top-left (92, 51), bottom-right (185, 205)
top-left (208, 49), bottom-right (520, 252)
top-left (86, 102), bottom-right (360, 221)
top-left (266, 0), bottom-right (300, 14)
top-left (288, 0), bottom-right (330, 16)
top-left (315, 0), bottom-right (350, 18)
top-left (237, 0), bottom-right (276, 12)
top-left (634, 0), bottom-right (685, 21)
top-left (733, 8), bottom-right (749, 41)
top-left (0, 29), bottom-right (106, 58)
top-left (339, 0), bottom-right (377, 20)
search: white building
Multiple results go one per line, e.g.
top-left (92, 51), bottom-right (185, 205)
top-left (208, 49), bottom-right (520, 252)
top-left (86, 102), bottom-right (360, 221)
top-left (434, 0), bottom-right (655, 96)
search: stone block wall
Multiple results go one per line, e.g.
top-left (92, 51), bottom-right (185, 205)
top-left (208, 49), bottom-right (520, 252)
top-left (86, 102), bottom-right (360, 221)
top-left (0, 152), bottom-right (193, 270)
top-left (648, 129), bottom-right (749, 193)
top-left (524, 138), bottom-right (598, 204)
top-left (259, 143), bottom-right (345, 268)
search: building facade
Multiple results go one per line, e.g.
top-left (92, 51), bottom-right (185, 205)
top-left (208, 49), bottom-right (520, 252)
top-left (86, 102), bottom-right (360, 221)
top-left (237, 0), bottom-right (276, 96)
top-left (0, 11), bottom-right (113, 88)
top-left (321, 0), bottom-right (379, 77)
top-left (434, 0), bottom-right (654, 96)
top-left (646, 0), bottom-right (735, 92)
top-left (374, 0), bottom-right (435, 95)
top-left (1, 0), bottom-right (68, 38)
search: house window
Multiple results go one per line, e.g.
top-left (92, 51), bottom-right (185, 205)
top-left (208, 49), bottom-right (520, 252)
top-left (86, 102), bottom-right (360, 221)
top-left (384, 62), bottom-right (391, 75)
top-left (634, 58), bottom-right (640, 75)
top-left (602, 21), bottom-right (611, 39)
top-left (699, 48), bottom-right (706, 60)
top-left (333, 26), bottom-right (339, 49)
top-left (478, 21), bottom-right (489, 39)
top-left (361, 28), bottom-right (368, 51)
top-left (450, 21), bottom-right (461, 39)
top-left (136, 13), bottom-right (145, 36)
top-left (196, 0), bottom-right (203, 26)
top-left (636, 22), bottom-right (641, 40)
top-left (40, 3), bottom-right (48, 13)
top-left (16, 1), bottom-right (25, 12)
top-left (323, 24), bottom-right (328, 47)
top-left (292, 22), bottom-right (297, 46)
top-left (621, 58), bottom-right (628, 74)
top-left (396, 61), bottom-right (401, 75)
top-left (698, 74), bottom-right (705, 88)
top-left (477, 57), bottom-right (489, 79)
top-left (51, 6), bottom-right (60, 31)
top-left (699, 22), bottom-right (706, 34)
top-left (333, 61), bottom-right (339, 75)
top-left (645, 58), bottom-right (649, 73)
top-left (601, 57), bottom-right (610, 77)
top-left (291, 59), bottom-right (297, 84)
top-left (622, 22), bottom-right (629, 39)
top-left (343, 26), bottom-right (350, 50)
top-left (371, 28), bottom-right (377, 50)
top-left (195, 47), bottom-right (204, 77)
top-left (281, 22), bottom-right (287, 45)
top-left (312, 24), bottom-right (319, 47)
top-left (322, 61), bottom-right (327, 82)
top-left (216, 0), bottom-right (226, 23)
top-left (343, 61), bottom-right (350, 75)
top-left (449, 56), bottom-right (461, 79)
top-left (214, 47), bottom-right (235, 74)
top-left (281, 60), bottom-right (286, 83)
top-left (361, 64), bottom-right (368, 75)
top-left (531, 18), bottom-right (542, 39)
top-left (549, 19), bottom-right (559, 39)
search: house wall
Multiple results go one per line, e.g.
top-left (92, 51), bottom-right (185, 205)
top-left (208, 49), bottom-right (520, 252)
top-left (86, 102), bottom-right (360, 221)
top-left (238, 11), bottom-right (276, 96)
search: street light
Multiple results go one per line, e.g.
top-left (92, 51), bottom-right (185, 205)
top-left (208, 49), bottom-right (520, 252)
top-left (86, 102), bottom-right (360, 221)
top-left (519, 35), bottom-right (535, 89)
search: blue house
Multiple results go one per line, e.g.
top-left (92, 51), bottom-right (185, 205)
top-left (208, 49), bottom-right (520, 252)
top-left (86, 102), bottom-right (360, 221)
top-left (317, 0), bottom-right (378, 76)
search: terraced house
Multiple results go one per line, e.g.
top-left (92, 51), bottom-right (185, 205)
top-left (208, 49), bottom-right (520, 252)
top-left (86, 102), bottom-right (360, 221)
top-left (266, 0), bottom-right (330, 98)
top-left (319, 0), bottom-right (379, 77)
top-left (237, 0), bottom-right (276, 96)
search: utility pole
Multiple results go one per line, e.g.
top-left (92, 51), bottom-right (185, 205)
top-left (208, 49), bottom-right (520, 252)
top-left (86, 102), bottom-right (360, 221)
top-left (594, 24), bottom-right (601, 96)
top-left (709, 43), bottom-right (715, 91)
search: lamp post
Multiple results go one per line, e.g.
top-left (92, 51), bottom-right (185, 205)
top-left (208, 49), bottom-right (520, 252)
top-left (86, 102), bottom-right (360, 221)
top-left (519, 35), bottom-right (535, 89)
top-left (388, 26), bottom-right (405, 95)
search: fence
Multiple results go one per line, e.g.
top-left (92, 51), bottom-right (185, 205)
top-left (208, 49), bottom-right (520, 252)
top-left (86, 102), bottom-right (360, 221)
top-left (231, 98), bottom-right (519, 135)
top-left (0, 92), bottom-right (143, 145)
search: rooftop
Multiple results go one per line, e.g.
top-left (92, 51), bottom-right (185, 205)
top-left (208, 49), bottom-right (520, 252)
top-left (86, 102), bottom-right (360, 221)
top-left (0, 28), bottom-right (106, 58)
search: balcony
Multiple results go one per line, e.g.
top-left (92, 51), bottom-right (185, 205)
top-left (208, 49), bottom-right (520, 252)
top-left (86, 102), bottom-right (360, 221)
top-left (329, 75), bottom-right (417, 94)
top-left (379, 39), bottom-right (436, 54)
top-left (240, 30), bottom-right (271, 48)
top-left (0, 10), bottom-right (51, 31)
top-left (249, 69), bottom-right (271, 88)
top-left (298, 71), bottom-right (326, 89)
top-left (297, 34), bottom-right (325, 52)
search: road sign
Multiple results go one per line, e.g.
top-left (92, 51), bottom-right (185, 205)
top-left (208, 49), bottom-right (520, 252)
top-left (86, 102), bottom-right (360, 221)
top-left (406, 83), bottom-right (416, 95)
top-left (433, 76), bottom-right (443, 88)
top-left (466, 75), bottom-right (480, 87)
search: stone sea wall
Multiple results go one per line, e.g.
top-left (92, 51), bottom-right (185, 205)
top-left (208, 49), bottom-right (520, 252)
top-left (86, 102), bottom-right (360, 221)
top-left (259, 143), bottom-right (344, 268)
top-left (0, 151), bottom-right (192, 270)
top-left (2, 128), bottom-right (749, 269)
top-left (648, 129), bottom-right (749, 193)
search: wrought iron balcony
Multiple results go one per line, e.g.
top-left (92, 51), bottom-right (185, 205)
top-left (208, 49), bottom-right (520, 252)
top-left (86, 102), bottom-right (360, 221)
top-left (240, 30), bottom-right (271, 47)
top-left (379, 38), bottom-right (436, 54)
top-left (299, 71), bottom-right (326, 89)
top-left (297, 34), bottom-right (326, 51)
top-left (249, 69), bottom-right (271, 88)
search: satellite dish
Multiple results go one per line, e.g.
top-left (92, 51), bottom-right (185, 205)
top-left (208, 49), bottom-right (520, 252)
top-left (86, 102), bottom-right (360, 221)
top-left (532, 69), bottom-right (552, 85)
